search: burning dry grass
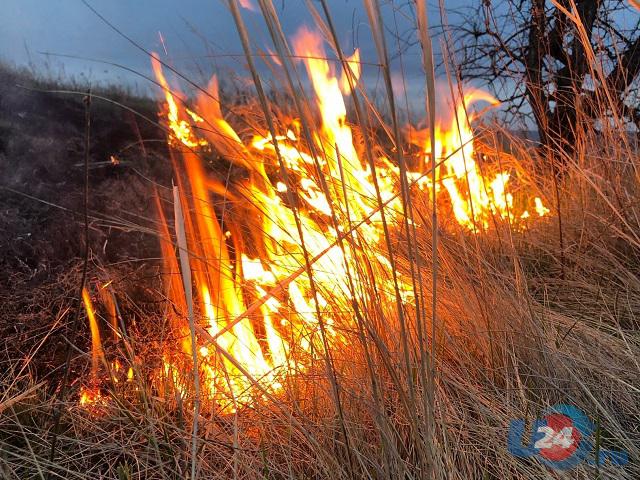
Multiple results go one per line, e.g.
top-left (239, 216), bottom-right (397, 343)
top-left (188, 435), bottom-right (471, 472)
top-left (1, 202), bottom-right (638, 478)
top-left (1, 2), bottom-right (640, 479)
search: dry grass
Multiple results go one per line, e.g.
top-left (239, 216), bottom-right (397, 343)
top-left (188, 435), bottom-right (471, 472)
top-left (1, 1), bottom-right (639, 479)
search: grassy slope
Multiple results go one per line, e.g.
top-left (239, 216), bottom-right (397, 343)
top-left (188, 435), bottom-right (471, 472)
top-left (0, 63), bottom-right (169, 393)
top-left (0, 57), bottom-right (638, 480)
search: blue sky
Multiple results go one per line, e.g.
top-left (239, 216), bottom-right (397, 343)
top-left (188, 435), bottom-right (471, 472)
top-left (0, 0), bottom-right (449, 95)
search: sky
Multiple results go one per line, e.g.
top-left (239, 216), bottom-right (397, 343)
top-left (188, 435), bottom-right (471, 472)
top-left (0, 0), bottom-right (454, 97)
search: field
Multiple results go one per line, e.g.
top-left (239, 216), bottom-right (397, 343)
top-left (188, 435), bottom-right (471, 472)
top-left (1, 3), bottom-right (639, 479)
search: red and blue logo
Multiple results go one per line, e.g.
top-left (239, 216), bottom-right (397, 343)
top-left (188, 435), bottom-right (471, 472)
top-left (508, 404), bottom-right (628, 470)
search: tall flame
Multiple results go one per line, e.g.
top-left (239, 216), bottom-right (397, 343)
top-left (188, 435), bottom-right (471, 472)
top-left (79, 287), bottom-right (106, 407)
top-left (409, 89), bottom-right (548, 230)
top-left (82, 287), bottom-right (104, 379)
top-left (142, 27), bottom-right (548, 411)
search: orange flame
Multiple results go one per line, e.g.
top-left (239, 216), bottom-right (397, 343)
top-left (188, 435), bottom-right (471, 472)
top-left (78, 287), bottom-right (108, 409)
top-left (82, 287), bottom-right (104, 379)
top-left (97, 283), bottom-right (118, 341)
top-left (79, 386), bottom-right (105, 408)
top-left (146, 27), bottom-right (548, 411)
top-left (409, 89), bottom-right (549, 229)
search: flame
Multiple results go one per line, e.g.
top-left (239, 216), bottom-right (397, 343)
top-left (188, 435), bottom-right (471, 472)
top-left (535, 197), bottom-right (550, 217)
top-left (339, 49), bottom-right (361, 94)
top-left (151, 54), bottom-right (207, 148)
top-left (412, 89), bottom-right (549, 230)
top-left (98, 283), bottom-right (118, 341)
top-left (78, 288), bottom-right (108, 409)
top-left (141, 27), bottom-right (548, 411)
top-left (79, 285), bottom-right (137, 407)
top-left (79, 386), bottom-right (105, 408)
top-left (82, 287), bottom-right (104, 379)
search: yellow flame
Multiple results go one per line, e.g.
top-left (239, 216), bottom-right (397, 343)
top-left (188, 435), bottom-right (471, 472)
top-left (535, 197), bottom-right (550, 217)
top-left (79, 386), bottom-right (104, 408)
top-left (151, 54), bottom-right (207, 148)
top-left (82, 287), bottom-right (104, 379)
top-left (147, 27), bottom-right (549, 412)
top-left (339, 49), bottom-right (361, 94)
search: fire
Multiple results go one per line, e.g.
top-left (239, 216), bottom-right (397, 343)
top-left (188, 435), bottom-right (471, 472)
top-left (339, 49), bottom-right (361, 94)
top-left (535, 197), bottom-right (550, 217)
top-left (78, 285), bottom-right (135, 408)
top-left (78, 288), bottom-right (107, 409)
top-left (79, 386), bottom-right (105, 407)
top-left (82, 287), bottom-right (104, 380)
top-left (97, 282), bottom-right (118, 341)
top-left (409, 89), bottom-right (549, 230)
top-left (79, 27), bottom-right (548, 412)
top-left (149, 27), bottom-right (416, 412)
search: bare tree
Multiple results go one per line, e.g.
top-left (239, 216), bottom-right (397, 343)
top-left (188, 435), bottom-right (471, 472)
top-left (449, 0), bottom-right (640, 167)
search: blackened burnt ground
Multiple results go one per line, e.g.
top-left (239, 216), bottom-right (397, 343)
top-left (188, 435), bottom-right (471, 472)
top-left (0, 64), bottom-right (170, 384)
